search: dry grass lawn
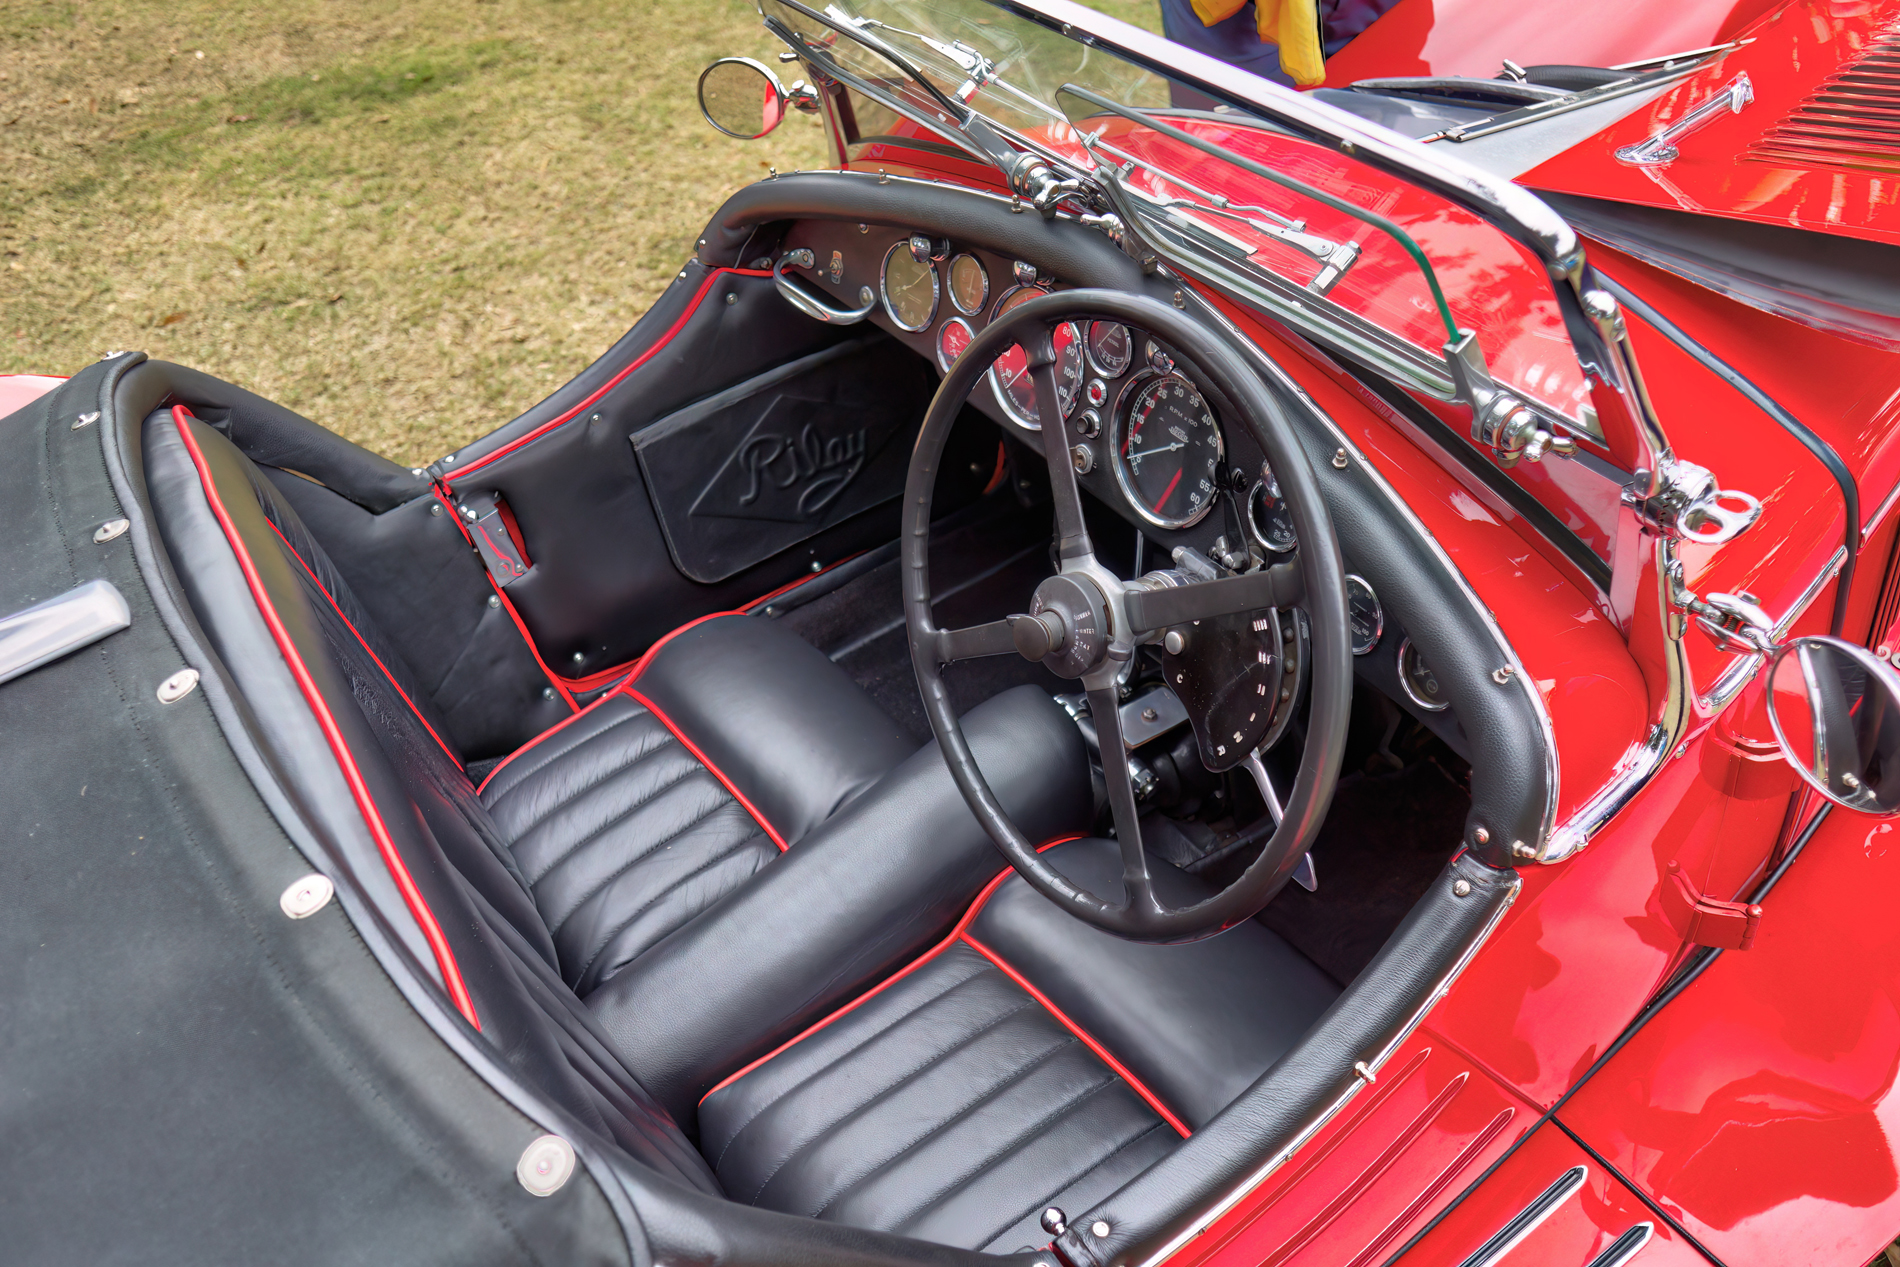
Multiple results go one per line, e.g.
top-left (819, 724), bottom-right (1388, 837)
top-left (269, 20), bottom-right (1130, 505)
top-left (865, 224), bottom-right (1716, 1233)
top-left (3, 0), bottom-right (1163, 466)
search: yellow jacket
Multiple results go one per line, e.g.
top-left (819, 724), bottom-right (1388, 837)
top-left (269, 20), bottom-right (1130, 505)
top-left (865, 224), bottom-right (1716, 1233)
top-left (1189, 0), bottom-right (1325, 86)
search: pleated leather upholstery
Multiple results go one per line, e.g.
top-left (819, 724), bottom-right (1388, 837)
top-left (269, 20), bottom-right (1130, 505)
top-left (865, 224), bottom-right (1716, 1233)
top-left (481, 694), bottom-right (781, 997)
top-left (698, 943), bottom-right (1181, 1253)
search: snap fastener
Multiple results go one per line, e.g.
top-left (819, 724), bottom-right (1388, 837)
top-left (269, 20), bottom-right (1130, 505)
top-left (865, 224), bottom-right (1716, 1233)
top-left (1331, 448), bottom-right (1349, 469)
top-left (71, 411), bottom-right (101, 430)
top-left (280, 874), bottom-right (335, 919)
top-left (1453, 879), bottom-right (1472, 897)
top-left (156, 668), bottom-right (199, 704)
top-left (516, 1134), bottom-right (576, 1196)
top-left (1090, 1220), bottom-right (1111, 1238)
top-left (93, 518), bottom-right (129, 543)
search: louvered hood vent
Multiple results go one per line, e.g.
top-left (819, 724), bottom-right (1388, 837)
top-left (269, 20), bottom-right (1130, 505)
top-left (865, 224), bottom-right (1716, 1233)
top-left (1746, 21), bottom-right (1900, 173)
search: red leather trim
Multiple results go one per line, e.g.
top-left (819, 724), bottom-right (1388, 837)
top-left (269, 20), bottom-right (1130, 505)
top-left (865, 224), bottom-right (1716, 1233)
top-left (440, 267), bottom-right (772, 484)
top-left (172, 407), bottom-right (481, 1030)
top-left (625, 684), bottom-right (790, 853)
top-left (494, 495), bottom-right (532, 568)
top-left (261, 517), bottom-right (462, 769)
top-left (697, 835), bottom-right (1193, 1138)
top-left (431, 483), bottom-right (578, 711)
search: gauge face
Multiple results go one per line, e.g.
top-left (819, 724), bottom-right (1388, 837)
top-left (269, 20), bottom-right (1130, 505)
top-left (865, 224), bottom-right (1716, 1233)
top-left (880, 243), bottom-right (938, 333)
top-left (947, 254), bottom-right (989, 316)
top-left (1345, 574), bottom-right (1382, 656)
top-left (1114, 373), bottom-right (1222, 529)
top-left (936, 317), bottom-right (974, 373)
top-left (1398, 637), bottom-right (1449, 712)
top-left (1248, 466), bottom-right (1297, 555)
top-left (1086, 321), bottom-right (1133, 378)
top-left (986, 286), bottom-right (1082, 430)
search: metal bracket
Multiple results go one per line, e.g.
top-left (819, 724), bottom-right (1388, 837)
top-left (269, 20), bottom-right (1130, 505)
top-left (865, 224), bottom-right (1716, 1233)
top-left (1661, 861), bottom-right (1761, 949)
top-left (459, 491), bottom-right (530, 588)
top-left (1445, 331), bottom-right (1578, 468)
top-left (774, 249), bottom-right (876, 324)
top-left (1627, 454), bottom-right (1762, 546)
top-left (1616, 72), bottom-right (1753, 166)
top-left (1687, 589), bottom-right (1777, 655)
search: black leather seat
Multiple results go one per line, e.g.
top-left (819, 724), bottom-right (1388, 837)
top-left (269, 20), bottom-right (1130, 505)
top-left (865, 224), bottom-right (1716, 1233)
top-left (141, 402), bottom-right (1344, 1254)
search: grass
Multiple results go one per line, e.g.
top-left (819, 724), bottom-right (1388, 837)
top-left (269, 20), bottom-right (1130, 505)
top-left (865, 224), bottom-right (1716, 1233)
top-left (2, 0), bottom-right (1158, 465)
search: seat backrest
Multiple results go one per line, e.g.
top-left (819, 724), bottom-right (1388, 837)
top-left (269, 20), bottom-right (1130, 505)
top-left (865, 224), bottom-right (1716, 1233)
top-left (143, 405), bottom-right (724, 1194)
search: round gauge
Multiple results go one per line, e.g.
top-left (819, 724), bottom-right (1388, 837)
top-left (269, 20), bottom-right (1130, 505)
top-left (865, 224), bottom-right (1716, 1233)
top-left (986, 286), bottom-right (1083, 430)
top-left (1397, 637), bottom-right (1449, 712)
top-left (1114, 373), bottom-right (1223, 529)
top-left (1248, 465), bottom-right (1297, 554)
top-left (1345, 574), bottom-right (1382, 656)
top-left (1087, 321), bottom-right (1133, 377)
top-left (880, 243), bottom-right (939, 333)
top-left (936, 316), bottom-right (975, 373)
top-left (947, 254), bottom-right (989, 316)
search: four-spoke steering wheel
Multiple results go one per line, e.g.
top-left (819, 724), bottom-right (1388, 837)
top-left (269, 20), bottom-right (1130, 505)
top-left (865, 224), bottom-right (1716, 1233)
top-left (905, 289), bottom-right (1350, 943)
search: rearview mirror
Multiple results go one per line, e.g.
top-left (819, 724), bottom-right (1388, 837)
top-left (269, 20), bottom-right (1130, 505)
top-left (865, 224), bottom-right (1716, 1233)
top-left (1767, 635), bottom-right (1900, 815)
top-left (698, 58), bottom-right (786, 140)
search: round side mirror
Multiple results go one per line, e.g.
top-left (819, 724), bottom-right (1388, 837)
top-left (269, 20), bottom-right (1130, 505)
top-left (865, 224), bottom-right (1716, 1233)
top-left (1767, 635), bottom-right (1900, 815)
top-left (698, 57), bottom-right (786, 140)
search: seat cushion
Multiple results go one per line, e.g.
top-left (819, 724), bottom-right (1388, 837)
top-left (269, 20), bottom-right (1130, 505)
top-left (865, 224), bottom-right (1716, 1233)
top-left (480, 612), bottom-right (917, 994)
top-left (698, 942), bottom-right (1180, 1253)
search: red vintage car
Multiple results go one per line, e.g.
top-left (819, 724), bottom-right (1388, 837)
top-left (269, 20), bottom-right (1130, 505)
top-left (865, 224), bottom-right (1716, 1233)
top-left (5, 0), bottom-right (1899, 1264)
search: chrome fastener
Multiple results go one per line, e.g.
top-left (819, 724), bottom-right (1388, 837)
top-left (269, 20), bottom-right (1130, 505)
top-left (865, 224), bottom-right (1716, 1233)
top-left (487, 595), bottom-right (500, 609)
top-left (279, 874), bottom-right (335, 919)
top-left (156, 668), bottom-right (200, 704)
top-left (71, 411), bottom-right (101, 430)
top-left (1492, 665), bottom-right (1515, 684)
top-left (93, 519), bottom-right (129, 543)
top-left (515, 1134), bottom-right (576, 1197)
top-left (1331, 448), bottom-right (1349, 469)
top-left (1453, 879), bottom-right (1472, 897)
top-left (1091, 1221), bottom-right (1112, 1239)
top-left (1040, 1208), bottom-right (1067, 1236)
top-left (1353, 1060), bottom-right (1376, 1084)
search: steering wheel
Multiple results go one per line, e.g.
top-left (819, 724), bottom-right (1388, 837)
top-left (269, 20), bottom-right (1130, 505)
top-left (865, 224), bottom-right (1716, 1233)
top-left (905, 289), bottom-right (1350, 943)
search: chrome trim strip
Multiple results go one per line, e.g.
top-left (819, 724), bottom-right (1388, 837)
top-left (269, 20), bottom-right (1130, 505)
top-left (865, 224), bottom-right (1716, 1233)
top-left (1585, 1222), bottom-right (1655, 1267)
top-left (0, 577), bottom-right (131, 686)
top-left (1190, 294), bottom-right (1562, 852)
top-left (1541, 724), bottom-right (1671, 863)
top-left (1132, 867), bottom-right (1523, 1267)
top-left (1457, 1165), bottom-right (1589, 1267)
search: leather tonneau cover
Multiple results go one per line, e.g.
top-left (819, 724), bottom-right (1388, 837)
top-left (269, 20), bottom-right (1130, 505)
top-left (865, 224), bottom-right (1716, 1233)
top-left (633, 336), bottom-right (934, 583)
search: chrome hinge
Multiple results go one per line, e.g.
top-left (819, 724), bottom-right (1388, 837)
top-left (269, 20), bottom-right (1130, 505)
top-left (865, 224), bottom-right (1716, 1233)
top-left (1628, 455), bottom-right (1762, 546)
top-left (1662, 861), bottom-right (1761, 950)
top-left (1007, 153), bottom-right (1088, 219)
top-left (1446, 331), bottom-right (1578, 468)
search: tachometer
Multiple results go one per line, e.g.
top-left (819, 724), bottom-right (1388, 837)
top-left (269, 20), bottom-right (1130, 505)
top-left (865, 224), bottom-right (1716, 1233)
top-left (1114, 373), bottom-right (1222, 529)
top-left (1247, 463), bottom-right (1297, 554)
top-left (1086, 321), bottom-right (1133, 378)
top-left (880, 242), bottom-right (938, 333)
top-left (986, 286), bottom-right (1082, 430)
top-left (947, 253), bottom-right (989, 316)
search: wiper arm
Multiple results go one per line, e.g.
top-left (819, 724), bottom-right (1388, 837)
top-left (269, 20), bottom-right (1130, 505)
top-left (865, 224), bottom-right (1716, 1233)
top-left (852, 16), bottom-right (1067, 121)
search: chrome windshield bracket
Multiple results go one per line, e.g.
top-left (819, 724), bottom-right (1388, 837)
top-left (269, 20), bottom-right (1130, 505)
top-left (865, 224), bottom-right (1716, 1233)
top-left (1615, 72), bottom-right (1754, 166)
top-left (1626, 454), bottom-right (1763, 546)
top-left (1445, 331), bottom-right (1578, 468)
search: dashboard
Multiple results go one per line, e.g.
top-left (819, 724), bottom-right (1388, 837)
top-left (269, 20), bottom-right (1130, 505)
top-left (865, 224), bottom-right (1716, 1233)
top-left (775, 217), bottom-right (1471, 758)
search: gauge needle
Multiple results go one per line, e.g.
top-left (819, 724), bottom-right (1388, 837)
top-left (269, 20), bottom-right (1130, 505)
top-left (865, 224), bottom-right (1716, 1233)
top-left (1127, 441), bottom-right (1185, 467)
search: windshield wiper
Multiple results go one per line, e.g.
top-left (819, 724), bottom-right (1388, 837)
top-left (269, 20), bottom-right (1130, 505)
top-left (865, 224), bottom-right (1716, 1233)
top-left (843, 13), bottom-right (1067, 123)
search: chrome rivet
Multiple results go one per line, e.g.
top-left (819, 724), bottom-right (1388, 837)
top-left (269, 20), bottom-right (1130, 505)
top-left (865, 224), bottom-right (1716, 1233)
top-left (1453, 879), bottom-right (1472, 897)
top-left (1473, 826), bottom-right (1490, 845)
top-left (589, 412), bottom-right (603, 424)
top-left (279, 873), bottom-right (335, 919)
top-left (156, 668), bottom-right (200, 704)
top-left (99, 350), bottom-right (126, 360)
top-left (1512, 840), bottom-right (1536, 859)
top-left (1331, 448), bottom-right (1349, 469)
top-left (1878, 644), bottom-right (1892, 659)
top-left (1090, 1221), bottom-right (1111, 1239)
top-left (1171, 290), bottom-right (1185, 308)
top-left (724, 293), bottom-right (737, 305)
top-left (571, 651), bottom-right (584, 665)
top-left (1040, 1207), bottom-right (1068, 1236)
top-left (1163, 629), bottom-right (1187, 655)
top-left (858, 286), bottom-right (874, 306)
top-left (541, 687), bottom-right (556, 701)
top-left (71, 411), bottom-right (101, 430)
top-left (487, 595), bottom-right (501, 609)
top-left (1353, 1060), bottom-right (1376, 1084)
top-left (857, 222), bottom-right (869, 234)
top-left (1492, 665), bottom-right (1515, 684)
top-left (810, 560), bottom-right (823, 573)
top-left (442, 454), bottom-right (456, 464)
top-left (93, 518), bottom-right (129, 543)
top-left (515, 1134), bottom-right (576, 1197)
top-left (430, 503), bottom-right (443, 516)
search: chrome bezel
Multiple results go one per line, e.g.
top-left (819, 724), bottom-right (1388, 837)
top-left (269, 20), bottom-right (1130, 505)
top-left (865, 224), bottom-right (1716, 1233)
top-left (1246, 471), bottom-right (1298, 556)
top-left (1345, 573), bottom-right (1382, 656)
top-left (985, 285), bottom-right (1081, 431)
top-left (1086, 320), bottom-right (1134, 378)
top-left (1397, 636), bottom-right (1450, 712)
top-left (946, 253), bottom-right (989, 317)
top-left (1111, 371), bottom-right (1224, 531)
top-left (879, 241), bottom-right (939, 333)
top-left (935, 316), bottom-right (975, 374)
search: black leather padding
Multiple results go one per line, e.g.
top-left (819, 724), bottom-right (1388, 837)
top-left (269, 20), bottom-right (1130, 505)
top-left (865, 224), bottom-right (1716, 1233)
top-left (699, 942), bottom-right (1180, 1253)
top-left (971, 838), bottom-right (1341, 1130)
top-left (481, 692), bottom-right (782, 996)
top-left (590, 685), bottom-right (1093, 1126)
top-left (632, 613), bottom-right (919, 846)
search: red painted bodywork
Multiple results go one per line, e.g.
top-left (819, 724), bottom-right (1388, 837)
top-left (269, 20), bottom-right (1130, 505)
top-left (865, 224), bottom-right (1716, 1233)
top-left (0, 374), bottom-right (65, 418)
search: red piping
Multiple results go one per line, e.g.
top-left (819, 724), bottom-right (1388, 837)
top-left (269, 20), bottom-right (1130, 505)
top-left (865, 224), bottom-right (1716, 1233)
top-left (261, 516), bottom-right (462, 769)
top-left (440, 268), bottom-right (772, 484)
top-left (172, 407), bottom-right (481, 1030)
top-left (698, 837), bottom-right (1192, 1138)
top-left (625, 685), bottom-right (789, 853)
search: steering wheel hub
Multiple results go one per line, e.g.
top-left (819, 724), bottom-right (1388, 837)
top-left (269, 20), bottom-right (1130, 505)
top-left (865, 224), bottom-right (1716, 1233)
top-left (1025, 574), bottom-right (1109, 678)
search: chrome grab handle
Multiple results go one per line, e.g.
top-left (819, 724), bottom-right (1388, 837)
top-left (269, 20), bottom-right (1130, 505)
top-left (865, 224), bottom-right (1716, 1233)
top-left (773, 249), bottom-right (876, 324)
top-left (1616, 72), bottom-right (1753, 165)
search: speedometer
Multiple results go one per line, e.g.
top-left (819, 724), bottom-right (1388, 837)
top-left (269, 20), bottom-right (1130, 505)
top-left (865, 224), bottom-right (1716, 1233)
top-left (880, 242), bottom-right (938, 333)
top-left (1114, 373), bottom-right (1222, 529)
top-left (985, 285), bottom-right (1082, 430)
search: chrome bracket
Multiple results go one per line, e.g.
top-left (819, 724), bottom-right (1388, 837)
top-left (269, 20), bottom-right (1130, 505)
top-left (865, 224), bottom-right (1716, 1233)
top-left (1615, 72), bottom-right (1753, 166)
top-left (1446, 330), bottom-right (1578, 468)
top-left (774, 249), bottom-right (876, 324)
top-left (1688, 589), bottom-right (1777, 655)
top-left (1007, 152), bottom-right (1088, 219)
top-left (1626, 454), bottom-right (1762, 546)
